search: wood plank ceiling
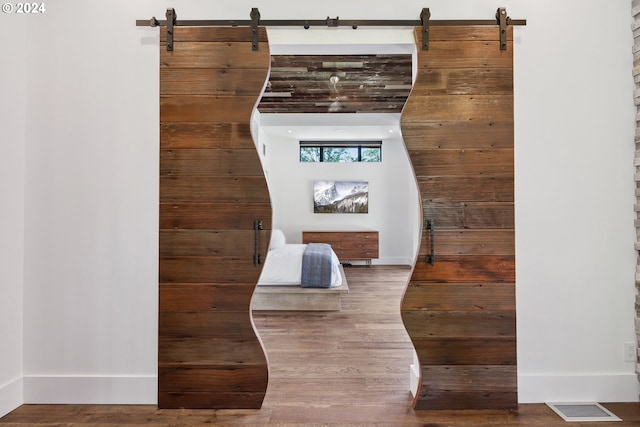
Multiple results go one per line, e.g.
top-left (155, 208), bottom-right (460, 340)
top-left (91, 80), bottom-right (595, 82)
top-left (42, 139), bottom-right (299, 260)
top-left (257, 54), bottom-right (413, 113)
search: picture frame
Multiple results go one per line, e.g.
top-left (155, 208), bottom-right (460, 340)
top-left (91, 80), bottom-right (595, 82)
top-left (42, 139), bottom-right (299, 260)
top-left (313, 181), bottom-right (369, 214)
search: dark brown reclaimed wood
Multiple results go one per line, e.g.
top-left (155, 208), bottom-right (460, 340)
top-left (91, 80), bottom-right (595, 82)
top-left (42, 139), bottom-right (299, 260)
top-left (401, 121), bottom-right (514, 149)
top-left (303, 231), bottom-right (379, 261)
top-left (160, 68), bottom-right (269, 96)
top-left (158, 26), bottom-right (271, 409)
top-left (160, 149), bottom-right (265, 177)
top-left (160, 176), bottom-right (271, 203)
top-left (158, 337), bottom-right (267, 365)
top-left (418, 175), bottom-right (514, 202)
top-left (427, 25), bottom-right (510, 41)
top-left (160, 122), bottom-right (254, 149)
top-left (410, 68), bottom-right (514, 96)
top-left (160, 42), bottom-right (271, 69)
top-left (420, 229), bottom-right (515, 255)
top-left (407, 149), bottom-right (513, 175)
top-left (159, 283), bottom-right (257, 312)
top-left (159, 202), bottom-right (272, 230)
top-left (412, 337), bottom-right (517, 365)
top-left (257, 54), bottom-right (412, 113)
top-left (409, 255), bottom-right (515, 283)
top-left (160, 96), bottom-right (264, 122)
top-left (402, 282), bottom-right (516, 311)
top-left (402, 95), bottom-right (514, 123)
top-left (400, 26), bottom-right (517, 410)
top-left (159, 230), bottom-right (260, 257)
top-left (401, 311), bottom-right (516, 338)
top-left (424, 202), bottom-right (515, 229)
top-left (159, 257), bottom-right (269, 284)
top-left (157, 392), bottom-right (267, 410)
top-left (158, 365), bottom-right (268, 392)
top-left (159, 312), bottom-right (261, 338)
top-left (159, 26), bottom-right (269, 43)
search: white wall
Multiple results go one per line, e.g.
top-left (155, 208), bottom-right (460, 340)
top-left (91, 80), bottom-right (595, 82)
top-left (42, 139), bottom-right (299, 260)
top-left (0, 13), bottom-right (26, 417)
top-left (1, 0), bottom-right (636, 415)
top-left (20, 1), bottom-right (159, 406)
top-left (513, 1), bottom-right (637, 402)
top-left (258, 115), bottom-right (419, 265)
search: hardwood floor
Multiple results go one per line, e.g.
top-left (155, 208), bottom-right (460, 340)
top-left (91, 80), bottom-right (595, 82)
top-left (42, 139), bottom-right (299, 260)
top-left (2, 266), bottom-right (639, 426)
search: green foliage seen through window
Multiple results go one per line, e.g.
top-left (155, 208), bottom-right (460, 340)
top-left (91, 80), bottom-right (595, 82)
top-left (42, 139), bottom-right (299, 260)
top-left (299, 143), bottom-right (381, 163)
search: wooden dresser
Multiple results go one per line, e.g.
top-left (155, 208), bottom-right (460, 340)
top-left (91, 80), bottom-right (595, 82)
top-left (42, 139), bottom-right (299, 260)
top-left (303, 231), bottom-right (379, 265)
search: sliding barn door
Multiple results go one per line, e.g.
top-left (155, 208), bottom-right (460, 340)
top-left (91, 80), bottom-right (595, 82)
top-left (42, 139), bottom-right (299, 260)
top-left (401, 26), bottom-right (517, 409)
top-left (158, 26), bottom-right (271, 409)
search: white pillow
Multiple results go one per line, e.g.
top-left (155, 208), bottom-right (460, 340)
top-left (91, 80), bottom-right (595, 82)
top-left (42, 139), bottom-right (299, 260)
top-left (269, 229), bottom-right (286, 250)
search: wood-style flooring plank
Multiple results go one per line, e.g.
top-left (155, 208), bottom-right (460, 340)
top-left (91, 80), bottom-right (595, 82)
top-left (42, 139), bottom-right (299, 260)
top-left (3, 402), bottom-right (639, 426)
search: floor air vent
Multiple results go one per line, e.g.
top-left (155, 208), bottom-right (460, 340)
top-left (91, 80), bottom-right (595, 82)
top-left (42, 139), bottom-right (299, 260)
top-left (546, 402), bottom-right (622, 422)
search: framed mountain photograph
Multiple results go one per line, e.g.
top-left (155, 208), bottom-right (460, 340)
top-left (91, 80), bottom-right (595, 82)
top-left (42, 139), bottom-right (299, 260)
top-left (313, 181), bottom-right (369, 214)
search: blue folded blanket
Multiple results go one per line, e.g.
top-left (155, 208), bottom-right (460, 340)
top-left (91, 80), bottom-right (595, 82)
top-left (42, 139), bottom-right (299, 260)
top-left (300, 243), bottom-right (333, 288)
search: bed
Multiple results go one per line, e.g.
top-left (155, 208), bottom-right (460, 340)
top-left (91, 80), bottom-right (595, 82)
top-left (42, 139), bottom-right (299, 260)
top-left (252, 230), bottom-right (349, 311)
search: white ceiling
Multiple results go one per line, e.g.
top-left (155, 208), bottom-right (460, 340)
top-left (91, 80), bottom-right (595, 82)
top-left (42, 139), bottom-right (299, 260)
top-left (266, 28), bottom-right (416, 55)
top-left (257, 112), bottom-right (402, 140)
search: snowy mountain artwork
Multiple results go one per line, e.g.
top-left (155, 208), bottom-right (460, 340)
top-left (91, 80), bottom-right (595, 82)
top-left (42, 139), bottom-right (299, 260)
top-left (313, 181), bottom-right (369, 213)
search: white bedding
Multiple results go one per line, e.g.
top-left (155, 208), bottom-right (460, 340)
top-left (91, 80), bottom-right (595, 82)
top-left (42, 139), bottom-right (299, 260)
top-left (257, 243), bottom-right (343, 288)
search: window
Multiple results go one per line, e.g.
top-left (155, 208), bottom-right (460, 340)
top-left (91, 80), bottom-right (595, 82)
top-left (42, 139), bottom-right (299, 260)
top-left (299, 141), bottom-right (382, 163)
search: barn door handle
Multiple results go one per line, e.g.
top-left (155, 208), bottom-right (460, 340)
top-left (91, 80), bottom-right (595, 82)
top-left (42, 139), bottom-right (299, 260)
top-left (253, 219), bottom-right (263, 265)
top-left (424, 218), bottom-right (435, 265)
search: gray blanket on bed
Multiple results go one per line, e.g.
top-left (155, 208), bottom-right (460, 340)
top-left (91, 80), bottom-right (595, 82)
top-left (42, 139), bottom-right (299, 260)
top-left (300, 243), bottom-right (333, 288)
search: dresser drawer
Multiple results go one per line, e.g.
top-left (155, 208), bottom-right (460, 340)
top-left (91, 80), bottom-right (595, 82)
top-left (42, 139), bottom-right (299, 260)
top-left (303, 231), bottom-right (379, 262)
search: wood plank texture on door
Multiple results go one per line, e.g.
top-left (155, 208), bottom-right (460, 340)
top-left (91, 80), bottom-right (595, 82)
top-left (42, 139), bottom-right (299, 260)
top-left (158, 26), bottom-right (271, 409)
top-left (400, 26), bottom-right (517, 410)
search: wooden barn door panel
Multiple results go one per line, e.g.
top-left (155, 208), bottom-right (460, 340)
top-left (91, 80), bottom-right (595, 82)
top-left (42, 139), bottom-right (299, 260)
top-left (401, 26), bottom-right (517, 410)
top-left (158, 26), bottom-right (271, 409)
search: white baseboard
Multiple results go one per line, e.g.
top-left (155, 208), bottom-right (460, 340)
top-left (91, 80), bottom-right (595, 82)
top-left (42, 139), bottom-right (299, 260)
top-left (518, 373), bottom-right (640, 403)
top-left (0, 377), bottom-right (23, 418)
top-left (12, 373), bottom-right (640, 406)
top-left (371, 257), bottom-right (413, 266)
top-left (23, 375), bottom-right (157, 404)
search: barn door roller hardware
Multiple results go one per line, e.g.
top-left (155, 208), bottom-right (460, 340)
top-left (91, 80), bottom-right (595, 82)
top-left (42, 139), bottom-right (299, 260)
top-left (136, 7), bottom-right (526, 52)
top-left (250, 7), bottom-right (260, 51)
top-left (497, 7), bottom-right (508, 50)
top-left (420, 8), bottom-right (430, 50)
top-left (165, 8), bottom-right (176, 51)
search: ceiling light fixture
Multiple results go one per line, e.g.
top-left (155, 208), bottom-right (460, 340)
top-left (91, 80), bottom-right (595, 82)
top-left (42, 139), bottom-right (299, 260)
top-left (329, 75), bottom-right (340, 93)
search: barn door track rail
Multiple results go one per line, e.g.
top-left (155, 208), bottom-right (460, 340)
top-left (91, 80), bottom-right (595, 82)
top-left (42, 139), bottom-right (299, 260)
top-left (136, 7), bottom-right (526, 52)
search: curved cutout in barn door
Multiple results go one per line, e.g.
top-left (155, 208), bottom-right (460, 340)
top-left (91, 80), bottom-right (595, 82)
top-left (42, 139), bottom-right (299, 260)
top-left (400, 25), bottom-right (517, 410)
top-left (158, 26), bottom-right (272, 409)
top-left (156, 21), bottom-right (517, 411)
